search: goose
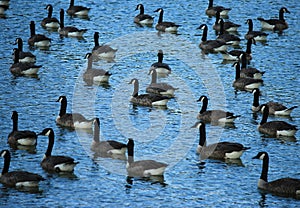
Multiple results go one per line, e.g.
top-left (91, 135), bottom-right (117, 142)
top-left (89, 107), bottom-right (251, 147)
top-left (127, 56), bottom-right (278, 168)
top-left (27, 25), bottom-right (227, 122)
top-left (66, 0), bottom-right (90, 17)
top-left (126, 139), bottom-right (167, 177)
top-left (14, 38), bottom-right (36, 63)
top-left (0, 4), bottom-right (8, 15)
top-left (257, 7), bottom-right (290, 32)
top-left (58, 9), bottom-right (87, 37)
top-left (245, 19), bottom-right (268, 41)
top-left (197, 95), bottom-right (240, 123)
top-left (149, 50), bottom-right (171, 76)
top-left (232, 62), bottom-right (263, 91)
top-left (192, 122), bottom-right (250, 159)
top-left (197, 24), bottom-right (228, 53)
top-left (240, 52), bottom-right (265, 79)
top-left (253, 151), bottom-right (300, 198)
top-left (41, 4), bottom-right (60, 29)
top-left (220, 38), bottom-right (255, 61)
top-left (91, 118), bottom-right (127, 156)
top-left (216, 18), bottom-right (241, 46)
top-left (38, 128), bottom-right (79, 172)
top-left (205, 0), bottom-right (231, 17)
top-left (252, 89), bottom-right (297, 116)
top-left (258, 104), bottom-right (297, 137)
top-left (0, 150), bottom-right (45, 187)
top-left (83, 53), bottom-right (111, 83)
top-left (134, 4), bottom-right (154, 26)
top-left (146, 69), bottom-right (177, 98)
top-left (129, 78), bottom-right (170, 107)
top-left (10, 48), bottom-right (41, 76)
top-left (56, 95), bottom-right (94, 129)
top-left (8, 111), bottom-right (37, 146)
top-left (213, 11), bottom-right (240, 32)
top-left (154, 8), bottom-right (180, 33)
top-left (28, 21), bottom-right (51, 47)
top-left (92, 32), bottom-right (117, 60)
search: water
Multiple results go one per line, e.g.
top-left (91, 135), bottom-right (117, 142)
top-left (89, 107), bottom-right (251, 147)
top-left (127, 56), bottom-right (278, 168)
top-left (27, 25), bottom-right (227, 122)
top-left (0, 0), bottom-right (299, 207)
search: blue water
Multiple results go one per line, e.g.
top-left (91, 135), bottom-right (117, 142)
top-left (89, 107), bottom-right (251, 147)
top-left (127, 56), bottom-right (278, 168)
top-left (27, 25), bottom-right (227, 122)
top-left (0, 0), bottom-right (299, 207)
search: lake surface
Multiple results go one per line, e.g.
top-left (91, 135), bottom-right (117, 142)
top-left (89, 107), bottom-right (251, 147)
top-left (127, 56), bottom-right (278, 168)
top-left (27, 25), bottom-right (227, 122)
top-left (0, 0), bottom-right (299, 207)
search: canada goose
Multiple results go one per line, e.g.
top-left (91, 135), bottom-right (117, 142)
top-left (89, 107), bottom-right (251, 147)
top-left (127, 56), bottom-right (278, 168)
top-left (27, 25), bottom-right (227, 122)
top-left (14, 38), bottom-right (36, 63)
top-left (91, 118), bottom-right (127, 156)
top-left (8, 111), bottom-right (37, 146)
top-left (240, 52), bottom-right (265, 79)
top-left (149, 50), bottom-right (171, 76)
top-left (134, 4), bottom-right (154, 26)
top-left (192, 122), bottom-right (250, 159)
top-left (10, 48), bottom-right (41, 76)
top-left (92, 32), bottom-right (117, 60)
top-left (146, 69), bottom-right (177, 98)
top-left (38, 128), bottom-right (79, 172)
top-left (66, 0), bottom-right (90, 17)
top-left (28, 21), bottom-right (51, 47)
top-left (41, 4), bottom-right (60, 29)
top-left (0, 4), bottom-right (8, 15)
top-left (252, 89), bottom-right (297, 116)
top-left (83, 53), bottom-right (111, 84)
top-left (257, 7), bottom-right (290, 32)
top-left (220, 38), bottom-right (255, 61)
top-left (197, 24), bottom-right (228, 53)
top-left (0, 150), bottom-right (45, 187)
top-left (197, 95), bottom-right (240, 123)
top-left (58, 9), bottom-right (87, 37)
top-left (245, 19), bottom-right (268, 41)
top-left (216, 18), bottom-right (241, 46)
top-left (253, 151), bottom-right (300, 198)
top-left (213, 11), bottom-right (240, 32)
top-left (154, 8), bottom-right (180, 33)
top-left (232, 62), bottom-right (263, 91)
top-left (56, 95), bottom-right (94, 129)
top-left (205, 0), bottom-right (231, 17)
top-left (126, 139), bottom-right (167, 177)
top-left (129, 78), bottom-right (170, 107)
top-left (258, 105), bottom-right (298, 137)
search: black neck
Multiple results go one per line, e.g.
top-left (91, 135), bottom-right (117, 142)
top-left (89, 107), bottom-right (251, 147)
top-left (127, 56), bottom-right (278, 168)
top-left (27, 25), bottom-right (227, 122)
top-left (246, 39), bottom-right (252, 54)
top-left (208, 0), bottom-right (213, 8)
top-left (202, 26), bottom-right (208, 42)
top-left (94, 33), bottom-right (100, 47)
top-left (17, 39), bottom-right (23, 52)
top-left (59, 97), bottom-right (67, 116)
top-left (253, 90), bottom-right (260, 108)
top-left (198, 123), bottom-right (206, 146)
top-left (240, 53), bottom-right (247, 69)
top-left (260, 106), bottom-right (269, 125)
top-left (12, 111), bottom-right (18, 131)
top-left (127, 139), bottom-right (134, 164)
top-left (132, 80), bottom-right (139, 97)
top-left (139, 5), bottom-right (144, 15)
top-left (158, 10), bottom-right (163, 23)
top-left (261, 154), bottom-right (269, 182)
top-left (279, 8), bottom-right (285, 21)
top-left (200, 97), bottom-right (208, 114)
top-left (215, 12), bottom-right (220, 24)
top-left (235, 62), bottom-right (241, 80)
top-left (13, 49), bottom-right (20, 64)
top-left (48, 6), bottom-right (53, 18)
top-left (219, 19), bottom-right (224, 35)
top-left (87, 54), bottom-right (93, 70)
top-left (70, 0), bottom-right (74, 7)
top-left (248, 20), bottom-right (253, 32)
top-left (45, 130), bottom-right (55, 157)
top-left (157, 52), bottom-right (163, 63)
top-left (60, 9), bottom-right (65, 28)
top-left (2, 152), bottom-right (10, 174)
top-left (30, 21), bottom-right (36, 37)
top-left (94, 119), bottom-right (100, 143)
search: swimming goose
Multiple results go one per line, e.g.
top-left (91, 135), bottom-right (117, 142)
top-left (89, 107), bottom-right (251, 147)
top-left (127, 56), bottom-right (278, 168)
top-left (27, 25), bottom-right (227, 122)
top-left (41, 4), bottom-right (60, 29)
top-left (92, 32), bottom-right (117, 60)
top-left (8, 111), bottom-right (37, 146)
top-left (146, 69), bottom-right (177, 98)
top-left (252, 88), bottom-right (297, 116)
top-left (154, 8), bottom-right (180, 33)
top-left (38, 128), bottom-right (79, 172)
top-left (240, 52), bottom-right (265, 79)
top-left (253, 151), bottom-right (300, 198)
top-left (91, 118), bottom-right (127, 156)
top-left (197, 95), bottom-right (240, 123)
top-left (149, 50), bottom-right (171, 76)
top-left (126, 139), bottom-right (167, 177)
top-left (213, 11), bottom-right (240, 32)
top-left (197, 24), bottom-right (228, 53)
top-left (58, 9), bottom-right (87, 37)
top-left (14, 38), bottom-right (36, 63)
top-left (257, 7), bottom-right (290, 32)
top-left (216, 18), bottom-right (241, 46)
top-left (220, 38), bottom-right (255, 61)
top-left (134, 4), bottom-right (154, 26)
top-left (245, 19), bottom-right (268, 41)
top-left (83, 53), bottom-right (111, 84)
top-left (0, 150), bottom-right (45, 187)
top-left (66, 0), bottom-right (90, 17)
top-left (192, 122), bottom-right (250, 159)
top-left (0, 4), bottom-right (8, 15)
top-left (129, 78), bottom-right (170, 107)
top-left (205, 0), bottom-right (231, 17)
top-left (10, 48), bottom-right (41, 76)
top-left (258, 105), bottom-right (298, 137)
top-left (28, 21), bottom-right (51, 47)
top-left (56, 95), bottom-right (94, 129)
top-left (232, 62), bottom-right (263, 91)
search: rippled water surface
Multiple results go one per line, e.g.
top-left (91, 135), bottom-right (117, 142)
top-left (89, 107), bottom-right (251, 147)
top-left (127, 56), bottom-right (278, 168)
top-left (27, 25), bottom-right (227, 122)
top-left (0, 0), bottom-right (299, 207)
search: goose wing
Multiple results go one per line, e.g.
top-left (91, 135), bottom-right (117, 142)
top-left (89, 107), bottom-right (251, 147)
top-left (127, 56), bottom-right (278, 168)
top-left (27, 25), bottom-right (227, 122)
top-left (266, 178), bottom-right (300, 196)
